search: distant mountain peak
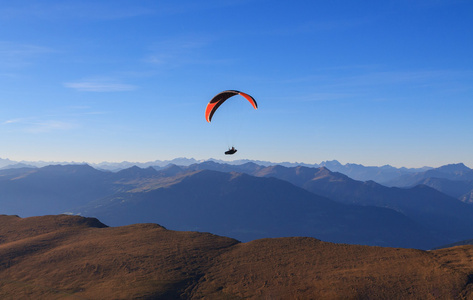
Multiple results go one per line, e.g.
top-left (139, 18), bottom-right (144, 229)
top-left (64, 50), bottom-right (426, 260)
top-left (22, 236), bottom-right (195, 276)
top-left (312, 166), bottom-right (344, 181)
top-left (320, 160), bottom-right (342, 167)
top-left (436, 163), bottom-right (471, 173)
top-left (0, 163), bottom-right (37, 170)
top-left (196, 161), bottom-right (221, 167)
top-left (37, 164), bottom-right (101, 175)
top-left (116, 165), bottom-right (159, 178)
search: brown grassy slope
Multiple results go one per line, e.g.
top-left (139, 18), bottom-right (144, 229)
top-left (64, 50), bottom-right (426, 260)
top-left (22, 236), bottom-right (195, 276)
top-left (1, 215), bottom-right (473, 299)
top-left (0, 215), bottom-right (239, 299)
top-left (432, 246), bottom-right (473, 299)
top-left (194, 238), bottom-right (473, 299)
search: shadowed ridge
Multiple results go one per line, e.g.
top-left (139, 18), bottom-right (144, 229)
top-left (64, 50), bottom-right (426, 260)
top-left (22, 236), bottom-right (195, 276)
top-left (0, 215), bottom-right (108, 244)
top-left (60, 214), bottom-right (108, 229)
top-left (34, 164), bottom-right (104, 177)
top-left (432, 239), bottom-right (473, 250)
top-left (253, 165), bottom-right (350, 187)
top-left (114, 165), bottom-right (159, 179)
top-left (0, 214), bottom-right (107, 227)
top-left (20, 214), bottom-right (107, 229)
top-left (0, 214), bottom-right (21, 220)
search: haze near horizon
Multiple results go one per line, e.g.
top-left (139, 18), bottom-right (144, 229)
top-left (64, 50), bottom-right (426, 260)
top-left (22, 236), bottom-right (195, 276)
top-left (1, 0), bottom-right (472, 168)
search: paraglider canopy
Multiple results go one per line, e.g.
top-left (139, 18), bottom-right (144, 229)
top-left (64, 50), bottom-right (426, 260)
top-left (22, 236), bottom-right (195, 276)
top-left (205, 90), bottom-right (257, 123)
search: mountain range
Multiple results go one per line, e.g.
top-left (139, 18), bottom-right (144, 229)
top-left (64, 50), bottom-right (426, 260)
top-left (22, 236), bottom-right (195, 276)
top-left (183, 160), bottom-right (473, 204)
top-left (196, 163), bottom-right (473, 243)
top-left (73, 169), bottom-right (439, 248)
top-left (1, 161), bottom-right (473, 249)
top-left (0, 156), bottom-right (434, 181)
top-left (1, 214), bottom-right (473, 299)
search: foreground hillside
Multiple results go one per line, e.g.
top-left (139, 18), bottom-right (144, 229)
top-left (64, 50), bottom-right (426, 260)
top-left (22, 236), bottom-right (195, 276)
top-left (1, 215), bottom-right (473, 299)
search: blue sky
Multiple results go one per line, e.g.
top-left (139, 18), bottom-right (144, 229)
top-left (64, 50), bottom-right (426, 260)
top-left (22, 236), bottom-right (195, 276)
top-left (0, 0), bottom-right (472, 168)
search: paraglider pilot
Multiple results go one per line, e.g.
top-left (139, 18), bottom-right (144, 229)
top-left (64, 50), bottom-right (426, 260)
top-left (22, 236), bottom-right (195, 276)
top-left (205, 90), bottom-right (257, 156)
top-left (225, 147), bottom-right (237, 155)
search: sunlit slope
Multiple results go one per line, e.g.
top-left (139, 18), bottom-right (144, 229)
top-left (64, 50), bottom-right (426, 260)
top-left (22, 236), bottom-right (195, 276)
top-left (0, 215), bottom-right (238, 299)
top-left (194, 238), bottom-right (473, 299)
top-left (0, 215), bottom-right (473, 299)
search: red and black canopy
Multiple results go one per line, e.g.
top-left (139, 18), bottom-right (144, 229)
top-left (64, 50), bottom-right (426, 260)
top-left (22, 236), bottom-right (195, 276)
top-left (205, 90), bottom-right (257, 123)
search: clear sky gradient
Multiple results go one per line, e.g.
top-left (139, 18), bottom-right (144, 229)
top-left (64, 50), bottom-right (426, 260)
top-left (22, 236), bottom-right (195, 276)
top-left (1, 0), bottom-right (472, 168)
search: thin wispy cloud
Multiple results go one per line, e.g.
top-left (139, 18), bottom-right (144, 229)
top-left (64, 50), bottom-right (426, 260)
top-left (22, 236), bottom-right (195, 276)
top-left (64, 81), bottom-right (137, 92)
top-left (145, 0), bottom-right (256, 17)
top-left (0, 72), bottom-right (18, 78)
top-left (145, 35), bottom-right (224, 67)
top-left (0, 41), bottom-right (52, 55)
top-left (301, 92), bottom-right (357, 102)
top-left (25, 120), bottom-right (79, 133)
top-left (264, 18), bottom-right (372, 37)
top-left (0, 41), bottom-right (54, 68)
top-left (2, 106), bottom-right (108, 133)
top-left (3, 118), bottom-right (26, 125)
top-left (272, 67), bottom-right (473, 104)
top-left (0, 2), bottom-right (154, 21)
top-left (61, 106), bottom-right (111, 116)
top-left (0, 1), bottom-right (255, 22)
top-left (266, 91), bottom-right (359, 104)
top-left (3, 118), bottom-right (78, 133)
top-left (284, 68), bottom-right (473, 92)
top-left (322, 69), bottom-right (473, 92)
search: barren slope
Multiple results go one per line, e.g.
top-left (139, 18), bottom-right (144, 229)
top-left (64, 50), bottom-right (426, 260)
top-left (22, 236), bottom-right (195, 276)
top-left (0, 215), bottom-right (238, 299)
top-left (1, 215), bottom-right (473, 299)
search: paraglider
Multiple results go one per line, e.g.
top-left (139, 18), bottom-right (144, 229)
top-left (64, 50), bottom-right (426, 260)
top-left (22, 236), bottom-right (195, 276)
top-left (205, 90), bottom-right (257, 155)
top-left (225, 147), bottom-right (237, 155)
top-left (205, 90), bottom-right (257, 123)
